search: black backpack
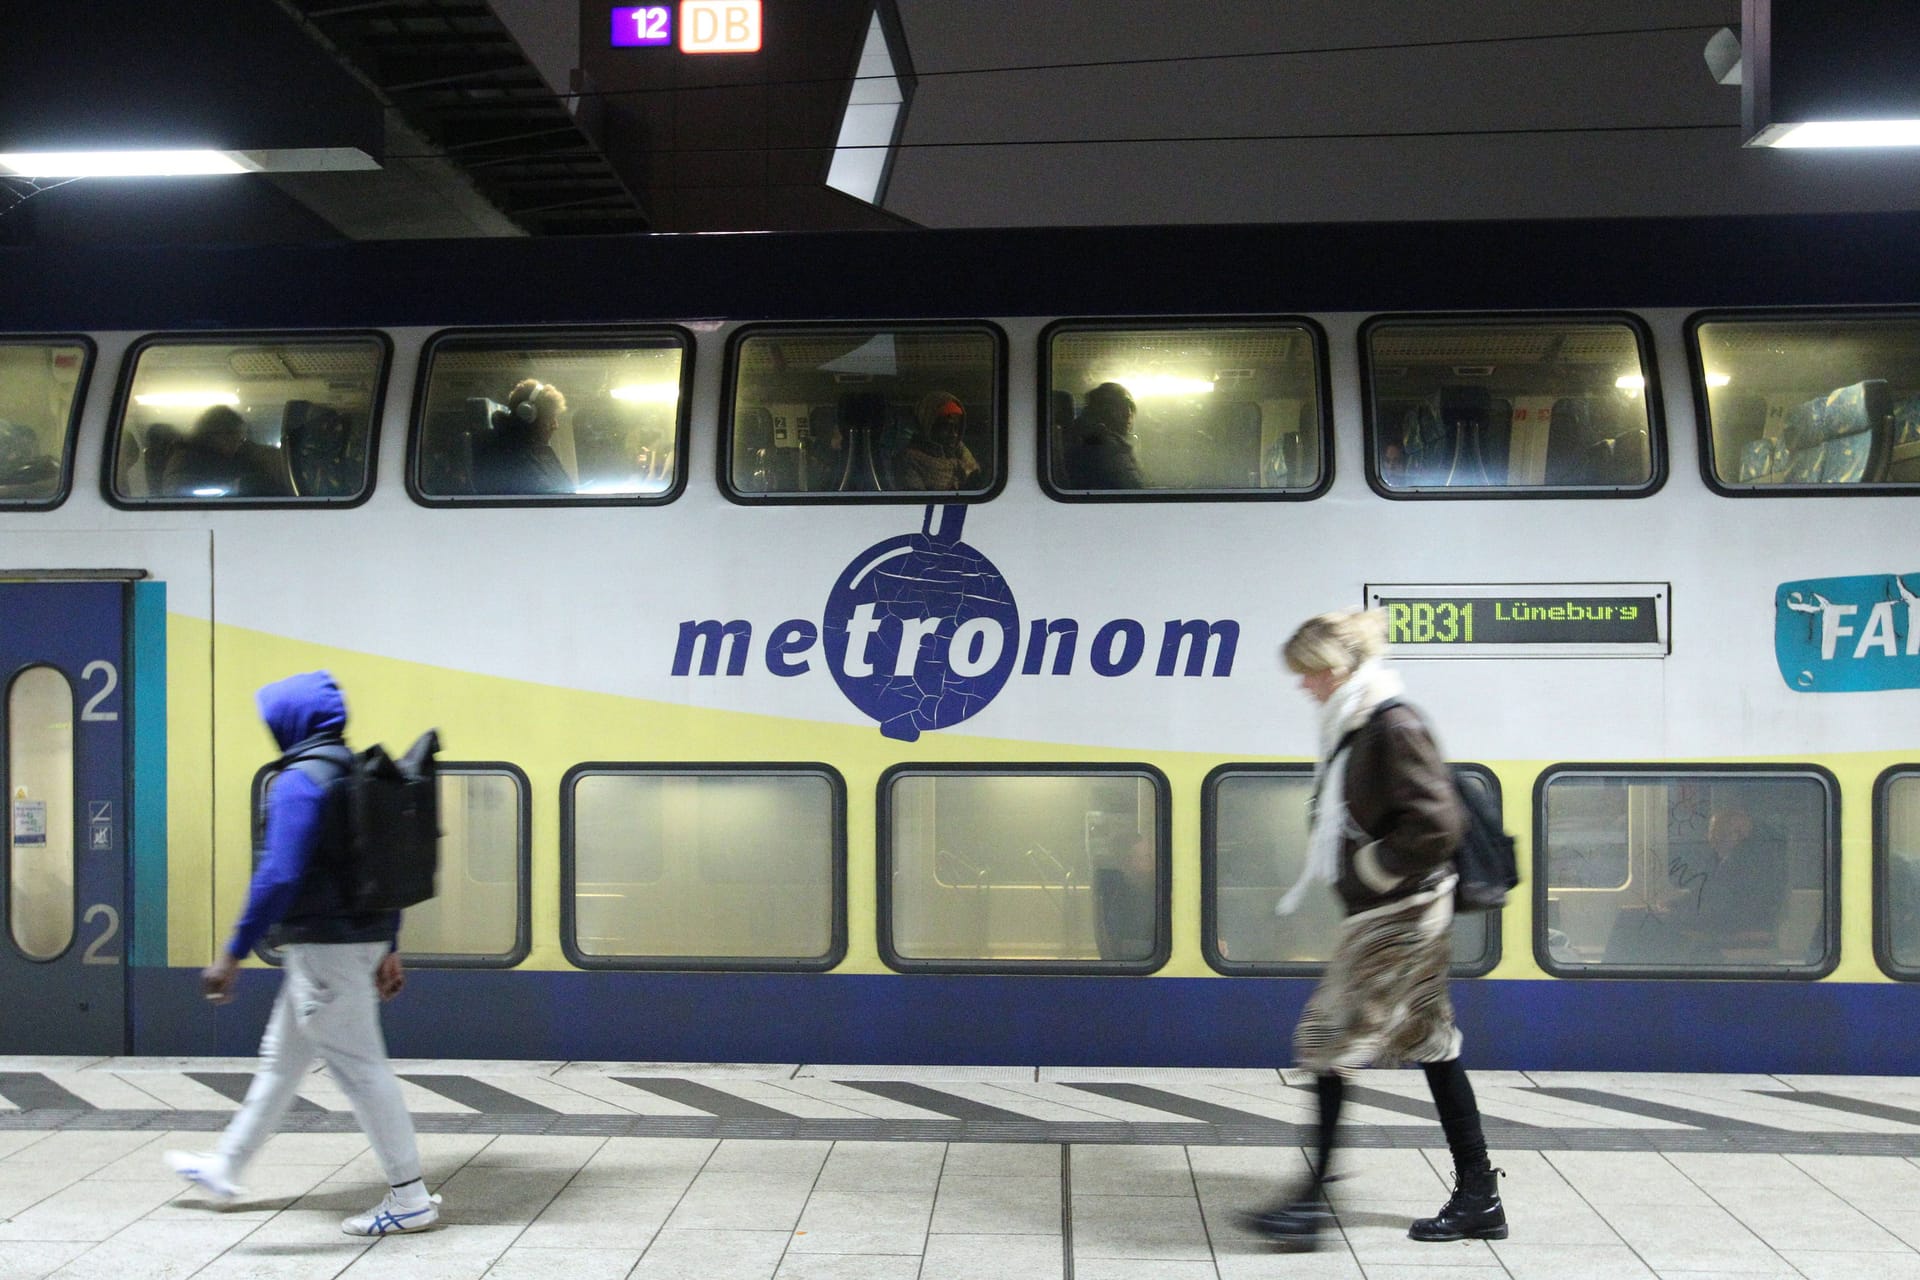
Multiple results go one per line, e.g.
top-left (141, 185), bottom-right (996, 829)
top-left (1450, 769), bottom-right (1519, 914)
top-left (278, 730), bottom-right (442, 911)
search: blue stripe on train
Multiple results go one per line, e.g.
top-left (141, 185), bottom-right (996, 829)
top-left (130, 969), bottom-right (1920, 1074)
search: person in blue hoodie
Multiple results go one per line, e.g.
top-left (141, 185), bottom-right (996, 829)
top-left (166, 671), bottom-right (442, 1236)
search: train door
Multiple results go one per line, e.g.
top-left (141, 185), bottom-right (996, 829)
top-left (0, 580), bottom-right (129, 1054)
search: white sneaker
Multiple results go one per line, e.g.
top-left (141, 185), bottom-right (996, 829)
top-left (165, 1150), bottom-right (241, 1203)
top-left (342, 1189), bottom-right (442, 1236)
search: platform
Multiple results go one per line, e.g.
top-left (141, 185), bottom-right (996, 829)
top-left (3, 1058), bottom-right (1919, 1278)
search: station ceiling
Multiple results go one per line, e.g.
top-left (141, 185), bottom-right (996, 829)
top-left (3, 0), bottom-right (1919, 244)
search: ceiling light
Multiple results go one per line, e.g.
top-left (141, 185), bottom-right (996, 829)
top-left (1109, 375), bottom-right (1215, 397)
top-left (1752, 119), bottom-right (1920, 147)
top-left (0, 150), bottom-right (251, 177)
top-left (610, 384), bottom-right (681, 403)
top-left (1706, 372), bottom-right (1732, 387)
top-left (133, 390), bottom-right (241, 408)
top-left (1615, 375), bottom-right (1646, 393)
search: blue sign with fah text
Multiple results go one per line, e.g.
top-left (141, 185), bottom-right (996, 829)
top-left (1775, 571), bottom-right (1920, 692)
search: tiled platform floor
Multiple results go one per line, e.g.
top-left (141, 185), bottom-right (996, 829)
top-left (3, 1058), bottom-right (1920, 1279)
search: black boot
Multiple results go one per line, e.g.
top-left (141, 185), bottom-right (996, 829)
top-left (1237, 1182), bottom-right (1330, 1251)
top-left (1409, 1166), bottom-right (1507, 1242)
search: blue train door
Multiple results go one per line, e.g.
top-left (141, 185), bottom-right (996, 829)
top-left (0, 581), bottom-right (129, 1054)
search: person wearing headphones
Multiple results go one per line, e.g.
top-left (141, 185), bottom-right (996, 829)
top-left (473, 378), bottom-right (573, 495)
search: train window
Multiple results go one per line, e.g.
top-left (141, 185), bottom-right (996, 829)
top-left (413, 331), bottom-right (689, 504)
top-left (562, 766), bottom-right (845, 970)
top-left (0, 340), bottom-right (90, 509)
top-left (8, 666), bottom-right (75, 960)
top-left (726, 325), bottom-right (1001, 500)
top-left (1202, 764), bottom-right (1497, 976)
top-left (1044, 322), bottom-right (1327, 498)
top-left (1537, 768), bottom-right (1837, 978)
top-left (1693, 314), bottom-right (1920, 491)
top-left (398, 768), bottom-right (529, 967)
top-left (1364, 318), bottom-right (1658, 495)
top-left (878, 766), bottom-right (1169, 973)
top-left (1875, 767), bottom-right (1920, 979)
top-left (110, 335), bottom-right (386, 505)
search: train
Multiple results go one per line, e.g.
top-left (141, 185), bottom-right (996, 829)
top-left (1, 210), bottom-right (1918, 1072)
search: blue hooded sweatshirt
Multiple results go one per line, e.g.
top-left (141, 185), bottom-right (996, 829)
top-left (227, 672), bottom-right (394, 957)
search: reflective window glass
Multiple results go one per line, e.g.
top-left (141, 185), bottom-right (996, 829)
top-left (1880, 771), bottom-right (1920, 977)
top-left (0, 342), bottom-right (88, 506)
top-left (1367, 320), bottom-right (1655, 491)
top-left (1046, 324), bottom-right (1324, 495)
top-left (1206, 766), bottom-right (1495, 973)
top-left (728, 327), bottom-right (998, 497)
top-left (567, 768), bottom-right (841, 967)
top-left (883, 769), bottom-right (1166, 969)
top-left (1696, 315), bottom-right (1920, 488)
top-left (400, 770), bottom-right (525, 964)
top-left (415, 333), bottom-right (687, 501)
top-left (8, 667), bottom-right (74, 960)
top-left (1540, 770), bottom-right (1833, 974)
top-left (114, 337), bottom-right (383, 502)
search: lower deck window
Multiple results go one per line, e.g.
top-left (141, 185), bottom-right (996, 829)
top-left (880, 767), bottom-right (1168, 971)
top-left (1877, 769), bottom-right (1920, 978)
top-left (1204, 765), bottom-right (1497, 975)
top-left (399, 768), bottom-right (528, 966)
top-left (564, 766), bottom-right (844, 969)
top-left (1539, 768), bottom-right (1835, 976)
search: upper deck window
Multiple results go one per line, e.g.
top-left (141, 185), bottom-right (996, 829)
top-left (726, 325), bottom-right (1001, 500)
top-left (0, 340), bottom-right (89, 509)
top-left (1365, 318), bottom-right (1658, 495)
top-left (1694, 314), bottom-right (1920, 492)
top-left (111, 335), bottom-right (385, 506)
top-left (1044, 322), bottom-right (1327, 498)
top-left (412, 332), bottom-right (688, 504)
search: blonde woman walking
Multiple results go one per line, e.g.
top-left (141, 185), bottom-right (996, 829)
top-left (1242, 608), bottom-right (1506, 1250)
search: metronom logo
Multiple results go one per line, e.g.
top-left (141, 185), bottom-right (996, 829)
top-left (671, 505), bottom-right (1241, 740)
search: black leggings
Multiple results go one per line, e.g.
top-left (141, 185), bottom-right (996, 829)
top-left (1309, 1060), bottom-right (1490, 1185)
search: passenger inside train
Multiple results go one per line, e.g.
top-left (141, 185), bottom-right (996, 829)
top-left (472, 380), bottom-right (573, 496)
top-left (894, 391), bottom-right (981, 491)
top-left (159, 405), bottom-right (291, 499)
top-left (1061, 381), bottom-right (1144, 489)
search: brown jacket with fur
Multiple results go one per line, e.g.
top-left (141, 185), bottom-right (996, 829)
top-left (1330, 702), bottom-right (1465, 913)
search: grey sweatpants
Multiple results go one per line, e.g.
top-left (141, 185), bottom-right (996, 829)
top-left (217, 940), bottom-right (421, 1185)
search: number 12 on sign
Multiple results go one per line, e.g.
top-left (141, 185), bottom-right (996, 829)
top-left (612, 5), bottom-right (672, 47)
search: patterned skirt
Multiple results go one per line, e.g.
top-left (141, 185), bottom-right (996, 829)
top-left (1294, 874), bottom-right (1463, 1076)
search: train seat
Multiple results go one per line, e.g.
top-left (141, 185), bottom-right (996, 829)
top-left (281, 399), bottom-right (360, 498)
top-left (1740, 436), bottom-right (1788, 483)
top-left (1208, 398), bottom-right (1262, 486)
top-left (1544, 396), bottom-right (1623, 485)
top-left (1781, 379), bottom-right (1891, 484)
top-left (1397, 385), bottom-right (1490, 486)
top-left (1885, 394), bottom-right (1920, 482)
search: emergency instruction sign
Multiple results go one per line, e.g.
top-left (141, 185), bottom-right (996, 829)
top-left (1365, 583), bottom-right (1670, 658)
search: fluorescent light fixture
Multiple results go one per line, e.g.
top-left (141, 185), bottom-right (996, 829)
top-left (191, 487), bottom-right (229, 498)
top-left (1615, 375), bottom-right (1647, 392)
top-left (826, 13), bottom-right (903, 205)
top-left (1706, 371), bottom-right (1732, 387)
top-left (610, 383), bottom-right (681, 403)
top-left (1111, 374), bottom-right (1216, 397)
top-left (1752, 119), bottom-right (1920, 147)
top-left (0, 147), bottom-right (380, 178)
top-left (133, 390), bottom-right (241, 408)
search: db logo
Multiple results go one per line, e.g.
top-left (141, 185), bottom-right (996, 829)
top-left (680, 0), bottom-right (761, 53)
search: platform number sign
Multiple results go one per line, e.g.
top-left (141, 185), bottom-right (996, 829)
top-left (612, 2), bottom-right (761, 52)
top-left (612, 5), bottom-right (672, 47)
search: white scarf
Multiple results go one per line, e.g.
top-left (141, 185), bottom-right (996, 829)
top-left (1276, 658), bottom-right (1405, 915)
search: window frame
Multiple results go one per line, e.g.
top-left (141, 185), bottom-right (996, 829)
top-left (406, 325), bottom-right (694, 508)
top-left (1874, 764), bottom-right (1920, 980)
top-left (559, 761), bottom-right (848, 972)
top-left (719, 319), bottom-right (1009, 506)
top-left (1359, 311), bottom-right (1666, 501)
top-left (1200, 760), bottom-right (1502, 978)
top-left (245, 760), bottom-right (532, 969)
top-left (0, 334), bottom-right (95, 513)
top-left (876, 761), bottom-right (1172, 975)
top-left (1038, 315), bottom-right (1334, 504)
top-left (1531, 762), bottom-right (1840, 980)
top-left (1687, 307), bottom-right (1920, 499)
top-left (103, 329), bottom-right (390, 511)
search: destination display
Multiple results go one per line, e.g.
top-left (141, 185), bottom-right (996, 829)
top-left (1364, 583), bottom-right (1669, 658)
